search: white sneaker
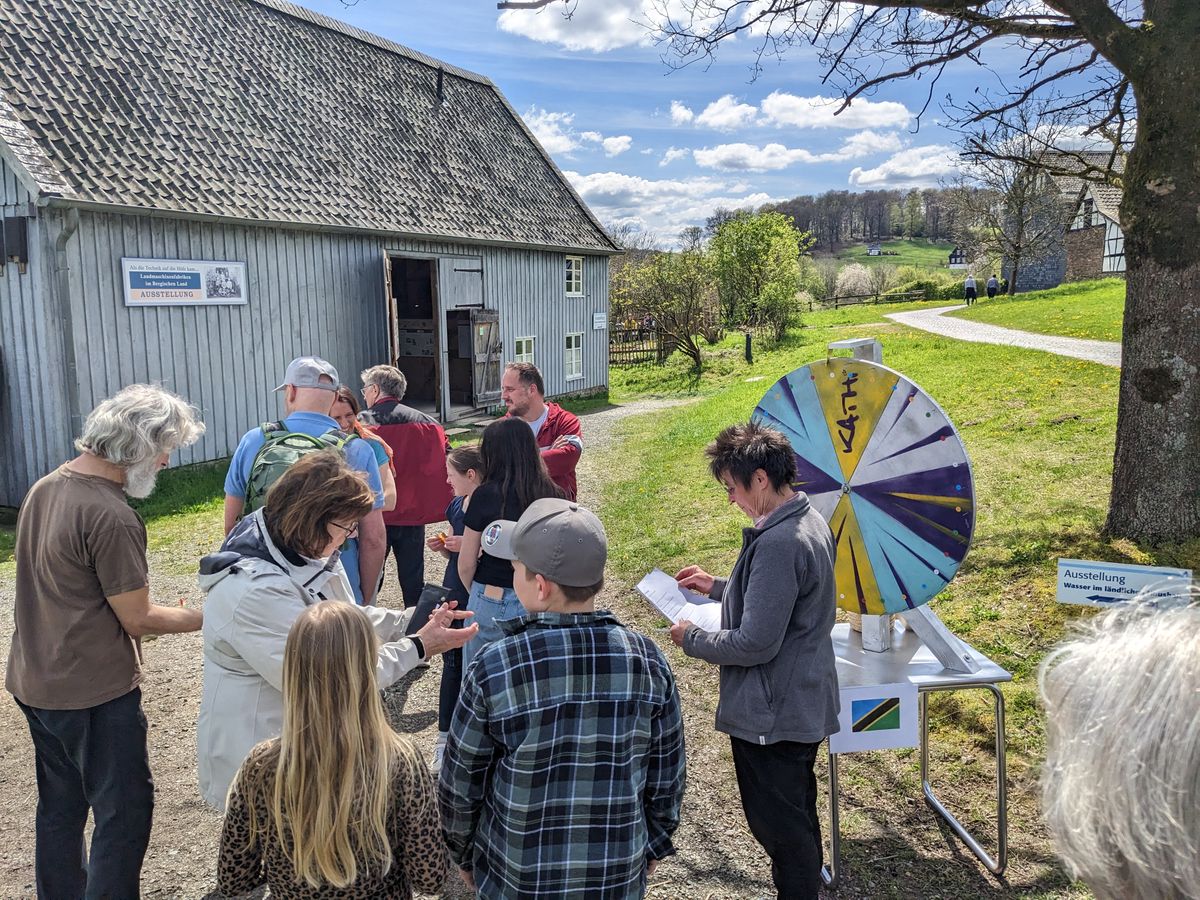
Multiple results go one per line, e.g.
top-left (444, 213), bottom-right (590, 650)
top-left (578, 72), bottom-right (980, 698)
top-left (431, 733), bottom-right (448, 774)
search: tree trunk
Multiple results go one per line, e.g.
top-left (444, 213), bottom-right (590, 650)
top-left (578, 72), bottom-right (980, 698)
top-left (1104, 32), bottom-right (1200, 543)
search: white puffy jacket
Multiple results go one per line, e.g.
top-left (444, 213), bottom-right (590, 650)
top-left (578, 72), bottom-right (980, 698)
top-left (195, 510), bottom-right (418, 810)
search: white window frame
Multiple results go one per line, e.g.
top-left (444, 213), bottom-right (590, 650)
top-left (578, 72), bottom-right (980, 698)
top-left (514, 336), bottom-right (536, 364)
top-left (564, 332), bottom-right (584, 381)
top-left (565, 256), bottom-right (584, 296)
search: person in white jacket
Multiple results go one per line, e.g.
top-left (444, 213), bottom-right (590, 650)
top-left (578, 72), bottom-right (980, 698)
top-left (196, 451), bottom-right (476, 810)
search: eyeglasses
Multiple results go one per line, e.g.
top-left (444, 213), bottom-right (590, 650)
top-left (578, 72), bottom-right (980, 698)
top-left (360, 384), bottom-right (377, 398)
top-left (331, 521), bottom-right (359, 538)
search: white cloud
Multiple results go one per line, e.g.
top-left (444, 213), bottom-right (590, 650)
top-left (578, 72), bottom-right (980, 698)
top-left (694, 131), bottom-right (902, 171)
top-left (848, 145), bottom-right (962, 188)
top-left (498, 1), bottom-right (649, 53)
top-left (660, 147), bottom-right (689, 166)
top-left (759, 92), bottom-right (911, 130)
top-left (522, 107), bottom-right (633, 159)
top-left (670, 101), bottom-right (694, 125)
top-left (602, 135), bottom-right (633, 157)
top-left (524, 108), bottom-right (582, 155)
top-left (565, 169), bottom-right (777, 246)
top-left (695, 94), bottom-right (758, 132)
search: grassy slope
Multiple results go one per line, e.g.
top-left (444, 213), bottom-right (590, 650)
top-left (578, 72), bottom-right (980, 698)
top-left (948, 279), bottom-right (1125, 342)
top-left (833, 238), bottom-right (956, 269)
top-left (605, 306), bottom-right (1194, 898)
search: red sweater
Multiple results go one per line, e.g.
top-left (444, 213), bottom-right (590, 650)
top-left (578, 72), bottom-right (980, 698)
top-left (508, 402), bottom-right (582, 501)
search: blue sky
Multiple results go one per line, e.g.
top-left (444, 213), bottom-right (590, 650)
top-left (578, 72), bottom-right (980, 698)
top-left (297, 1), bottom-right (1034, 242)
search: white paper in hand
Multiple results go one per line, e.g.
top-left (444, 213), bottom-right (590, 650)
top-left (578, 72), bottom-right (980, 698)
top-left (636, 568), bottom-right (722, 633)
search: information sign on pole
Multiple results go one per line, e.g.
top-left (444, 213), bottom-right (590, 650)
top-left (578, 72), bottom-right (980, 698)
top-left (1056, 558), bottom-right (1193, 606)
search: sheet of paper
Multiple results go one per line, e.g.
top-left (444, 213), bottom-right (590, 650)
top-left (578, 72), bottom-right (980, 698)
top-left (636, 568), bottom-right (722, 633)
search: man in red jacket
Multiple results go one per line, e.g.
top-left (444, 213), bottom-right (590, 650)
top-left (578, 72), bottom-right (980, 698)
top-left (501, 362), bottom-right (583, 501)
top-left (360, 364), bottom-right (452, 609)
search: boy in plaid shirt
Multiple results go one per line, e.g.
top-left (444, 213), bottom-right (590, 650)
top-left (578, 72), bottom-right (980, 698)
top-left (438, 498), bottom-right (686, 898)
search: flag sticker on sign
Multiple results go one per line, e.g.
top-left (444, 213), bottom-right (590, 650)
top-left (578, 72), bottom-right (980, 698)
top-left (830, 682), bottom-right (918, 754)
top-left (852, 697), bottom-right (902, 732)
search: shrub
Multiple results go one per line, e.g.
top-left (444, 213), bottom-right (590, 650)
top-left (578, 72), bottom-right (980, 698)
top-left (835, 263), bottom-right (872, 297)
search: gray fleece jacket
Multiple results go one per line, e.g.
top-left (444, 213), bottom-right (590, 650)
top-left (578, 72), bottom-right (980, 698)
top-left (683, 493), bottom-right (840, 745)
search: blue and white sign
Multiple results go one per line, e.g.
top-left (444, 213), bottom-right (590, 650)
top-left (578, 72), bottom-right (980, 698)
top-left (1056, 558), bottom-right (1193, 607)
top-left (122, 257), bottom-right (247, 306)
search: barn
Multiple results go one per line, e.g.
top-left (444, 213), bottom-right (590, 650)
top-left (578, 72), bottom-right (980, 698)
top-left (0, 0), bottom-right (618, 506)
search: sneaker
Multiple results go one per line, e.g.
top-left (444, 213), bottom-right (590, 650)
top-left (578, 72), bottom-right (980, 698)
top-left (431, 734), bottom-right (448, 774)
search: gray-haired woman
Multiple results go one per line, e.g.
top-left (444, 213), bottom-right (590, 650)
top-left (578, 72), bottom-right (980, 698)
top-left (669, 420), bottom-right (840, 899)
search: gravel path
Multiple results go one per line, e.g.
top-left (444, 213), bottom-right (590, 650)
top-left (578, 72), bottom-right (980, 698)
top-left (885, 305), bottom-right (1122, 367)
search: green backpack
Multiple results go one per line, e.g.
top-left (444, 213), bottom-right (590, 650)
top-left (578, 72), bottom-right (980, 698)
top-left (242, 422), bottom-right (357, 515)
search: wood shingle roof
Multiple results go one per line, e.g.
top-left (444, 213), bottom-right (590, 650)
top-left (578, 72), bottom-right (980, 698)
top-left (0, 0), bottom-right (618, 252)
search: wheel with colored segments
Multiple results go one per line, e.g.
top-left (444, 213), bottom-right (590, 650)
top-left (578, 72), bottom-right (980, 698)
top-left (752, 358), bottom-right (975, 615)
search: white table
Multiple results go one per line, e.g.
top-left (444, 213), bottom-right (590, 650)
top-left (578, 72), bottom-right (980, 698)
top-left (821, 623), bottom-right (1012, 888)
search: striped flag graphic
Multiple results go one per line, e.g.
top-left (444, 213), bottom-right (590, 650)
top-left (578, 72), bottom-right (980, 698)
top-left (851, 697), bottom-right (902, 732)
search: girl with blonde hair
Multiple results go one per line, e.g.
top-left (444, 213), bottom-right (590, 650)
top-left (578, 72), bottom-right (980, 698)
top-left (216, 601), bottom-right (450, 898)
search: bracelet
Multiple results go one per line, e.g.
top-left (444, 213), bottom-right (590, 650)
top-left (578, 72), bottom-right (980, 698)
top-left (409, 635), bottom-right (426, 661)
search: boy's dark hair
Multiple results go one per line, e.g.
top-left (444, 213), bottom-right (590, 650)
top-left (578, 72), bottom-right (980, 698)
top-left (705, 421), bottom-right (797, 491)
top-left (505, 362), bottom-right (544, 396)
top-left (524, 568), bottom-right (604, 604)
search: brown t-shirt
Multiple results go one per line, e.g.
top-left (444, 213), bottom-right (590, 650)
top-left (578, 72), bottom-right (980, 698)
top-left (6, 465), bottom-right (149, 709)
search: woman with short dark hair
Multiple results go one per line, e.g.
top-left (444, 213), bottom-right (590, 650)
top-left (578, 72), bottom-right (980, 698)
top-left (670, 421), bottom-right (840, 899)
top-left (196, 451), bottom-right (477, 809)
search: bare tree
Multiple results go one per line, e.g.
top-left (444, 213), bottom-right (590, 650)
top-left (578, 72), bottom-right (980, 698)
top-left (867, 264), bottom-right (896, 300)
top-left (498, 0), bottom-right (1200, 544)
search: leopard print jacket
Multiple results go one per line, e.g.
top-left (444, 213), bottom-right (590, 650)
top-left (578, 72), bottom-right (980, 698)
top-left (216, 741), bottom-right (450, 899)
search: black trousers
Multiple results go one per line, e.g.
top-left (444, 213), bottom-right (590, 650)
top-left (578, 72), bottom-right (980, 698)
top-left (16, 688), bottom-right (155, 900)
top-left (731, 736), bottom-right (824, 900)
top-left (386, 524), bottom-right (426, 609)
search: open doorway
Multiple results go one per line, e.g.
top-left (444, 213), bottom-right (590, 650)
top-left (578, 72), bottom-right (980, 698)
top-left (446, 309), bottom-right (475, 419)
top-left (387, 256), bottom-right (438, 417)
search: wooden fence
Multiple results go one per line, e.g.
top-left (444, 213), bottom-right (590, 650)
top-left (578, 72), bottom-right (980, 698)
top-left (807, 289), bottom-right (927, 311)
top-left (608, 327), bottom-right (674, 366)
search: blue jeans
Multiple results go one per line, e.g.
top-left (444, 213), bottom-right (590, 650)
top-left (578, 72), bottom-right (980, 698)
top-left (341, 539), bottom-right (364, 605)
top-left (461, 581), bottom-right (526, 675)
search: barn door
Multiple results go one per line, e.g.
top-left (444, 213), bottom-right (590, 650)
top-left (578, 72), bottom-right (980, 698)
top-left (383, 253), bottom-right (399, 365)
top-left (437, 256), bottom-right (484, 308)
top-left (470, 309), bottom-right (501, 405)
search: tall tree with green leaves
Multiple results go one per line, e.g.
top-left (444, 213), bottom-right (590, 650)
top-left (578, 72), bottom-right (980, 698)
top-left (499, 0), bottom-right (1199, 543)
top-left (708, 211), bottom-right (812, 338)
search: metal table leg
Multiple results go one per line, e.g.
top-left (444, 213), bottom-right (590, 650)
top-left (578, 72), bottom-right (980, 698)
top-left (919, 684), bottom-right (1008, 874)
top-left (821, 748), bottom-right (840, 889)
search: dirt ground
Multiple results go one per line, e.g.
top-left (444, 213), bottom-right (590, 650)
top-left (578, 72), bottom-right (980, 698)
top-left (0, 399), bottom-right (1083, 899)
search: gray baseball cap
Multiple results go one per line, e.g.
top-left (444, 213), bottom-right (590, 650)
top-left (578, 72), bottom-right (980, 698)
top-left (274, 356), bottom-right (339, 392)
top-left (483, 498), bottom-right (607, 587)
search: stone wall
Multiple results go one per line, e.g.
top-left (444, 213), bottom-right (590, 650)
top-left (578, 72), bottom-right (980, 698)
top-left (1065, 225), bottom-right (1105, 281)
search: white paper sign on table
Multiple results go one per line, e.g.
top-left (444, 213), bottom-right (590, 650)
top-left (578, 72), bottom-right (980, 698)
top-left (828, 682), bottom-right (919, 754)
top-left (636, 568), bottom-right (722, 633)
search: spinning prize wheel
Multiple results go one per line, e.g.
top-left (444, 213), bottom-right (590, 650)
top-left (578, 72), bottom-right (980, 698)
top-left (753, 358), bottom-right (975, 615)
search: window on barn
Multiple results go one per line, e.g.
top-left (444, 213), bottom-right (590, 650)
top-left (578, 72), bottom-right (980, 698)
top-left (514, 336), bottom-right (535, 364)
top-left (565, 256), bottom-right (584, 296)
top-left (564, 332), bottom-right (583, 380)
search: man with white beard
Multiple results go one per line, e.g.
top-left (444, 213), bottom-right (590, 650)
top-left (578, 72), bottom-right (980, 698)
top-left (6, 383), bottom-right (206, 900)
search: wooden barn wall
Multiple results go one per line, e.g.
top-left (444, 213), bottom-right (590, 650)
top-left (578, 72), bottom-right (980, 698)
top-left (62, 211), bottom-right (389, 470)
top-left (0, 163), bottom-right (73, 506)
top-left (384, 237), bottom-right (610, 400)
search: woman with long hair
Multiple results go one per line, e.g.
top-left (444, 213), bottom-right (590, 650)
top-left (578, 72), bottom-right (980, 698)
top-left (457, 418), bottom-right (561, 671)
top-left (216, 602), bottom-right (450, 898)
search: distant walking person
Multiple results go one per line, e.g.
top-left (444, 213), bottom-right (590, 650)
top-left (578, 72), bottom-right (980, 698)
top-left (359, 365), bottom-right (452, 610)
top-left (964, 274), bottom-right (978, 305)
top-left (501, 362), bottom-right (583, 501)
top-left (7, 384), bottom-right (205, 900)
top-left (986, 273), bottom-right (999, 299)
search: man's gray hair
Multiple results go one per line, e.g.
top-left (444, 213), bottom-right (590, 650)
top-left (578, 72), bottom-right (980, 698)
top-left (360, 365), bottom-right (406, 400)
top-left (1039, 595), bottom-right (1200, 900)
top-left (75, 384), bottom-right (206, 466)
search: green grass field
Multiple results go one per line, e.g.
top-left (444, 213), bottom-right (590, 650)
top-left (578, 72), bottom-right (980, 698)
top-left (949, 278), bottom-right (1125, 342)
top-left (832, 238), bottom-right (956, 269)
